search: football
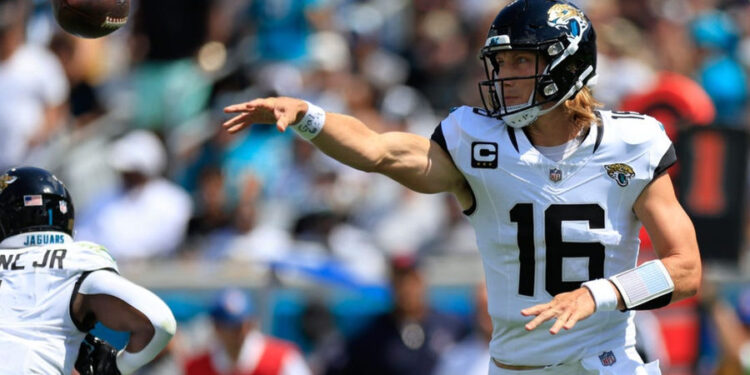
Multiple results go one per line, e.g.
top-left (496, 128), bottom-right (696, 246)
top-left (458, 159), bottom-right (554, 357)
top-left (50, 0), bottom-right (130, 39)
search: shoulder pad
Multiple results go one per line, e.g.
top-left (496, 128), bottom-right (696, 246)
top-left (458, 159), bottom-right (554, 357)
top-left (604, 111), bottom-right (667, 145)
top-left (73, 241), bottom-right (119, 273)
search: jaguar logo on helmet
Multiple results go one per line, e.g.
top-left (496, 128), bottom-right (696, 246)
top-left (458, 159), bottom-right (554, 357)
top-left (0, 174), bottom-right (17, 193)
top-left (547, 4), bottom-right (589, 37)
top-left (604, 163), bottom-right (635, 187)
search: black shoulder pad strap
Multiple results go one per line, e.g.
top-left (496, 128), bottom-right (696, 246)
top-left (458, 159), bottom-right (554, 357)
top-left (654, 144), bottom-right (677, 178)
top-left (430, 123), bottom-right (476, 216)
top-left (431, 123), bottom-right (454, 164)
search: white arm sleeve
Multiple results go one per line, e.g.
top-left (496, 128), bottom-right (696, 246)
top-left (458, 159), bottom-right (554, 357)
top-left (78, 270), bottom-right (177, 374)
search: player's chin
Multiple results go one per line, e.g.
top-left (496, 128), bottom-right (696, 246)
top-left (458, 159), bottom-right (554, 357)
top-left (503, 97), bottom-right (524, 106)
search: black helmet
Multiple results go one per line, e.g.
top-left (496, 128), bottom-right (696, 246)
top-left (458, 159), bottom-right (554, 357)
top-left (0, 167), bottom-right (75, 242)
top-left (478, 0), bottom-right (597, 128)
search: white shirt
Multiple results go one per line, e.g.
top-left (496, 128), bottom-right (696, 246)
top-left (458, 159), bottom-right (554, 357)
top-left (0, 232), bottom-right (118, 375)
top-left (77, 178), bottom-right (193, 260)
top-left (435, 107), bottom-right (674, 366)
top-left (0, 44), bottom-right (68, 169)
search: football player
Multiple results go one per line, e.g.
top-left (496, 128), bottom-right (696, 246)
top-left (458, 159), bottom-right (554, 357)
top-left (221, 0), bottom-right (701, 373)
top-left (0, 167), bottom-right (176, 374)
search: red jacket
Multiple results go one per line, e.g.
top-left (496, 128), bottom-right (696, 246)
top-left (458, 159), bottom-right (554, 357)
top-left (185, 337), bottom-right (297, 375)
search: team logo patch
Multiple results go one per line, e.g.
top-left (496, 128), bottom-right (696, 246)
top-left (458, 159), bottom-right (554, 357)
top-left (471, 142), bottom-right (498, 169)
top-left (548, 4), bottom-right (589, 38)
top-left (59, 201), bottom-right (68, 214)
top-left (549, 168), bottom-right (562, 182)
top-left (604, 163), bottom-right (635, 187)
top-left (0, 174), bottom-right (17, 193)
top-left (598, 351), bottom-right (617, 366)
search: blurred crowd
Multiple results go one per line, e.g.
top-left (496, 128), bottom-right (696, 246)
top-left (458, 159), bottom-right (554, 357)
top-left (2, 0), bottom-right (750, 374)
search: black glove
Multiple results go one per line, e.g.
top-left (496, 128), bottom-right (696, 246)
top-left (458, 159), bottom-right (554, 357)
top-left (75, 334), bottom-right (122, 375)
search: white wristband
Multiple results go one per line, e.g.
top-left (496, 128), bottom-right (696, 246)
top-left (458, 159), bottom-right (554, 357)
top-left (609, 260), bottom-right (674, 309)
top-left (582, 279), bottom-right (619, 312)
top-left (291, 101), bottom-right (325, 140)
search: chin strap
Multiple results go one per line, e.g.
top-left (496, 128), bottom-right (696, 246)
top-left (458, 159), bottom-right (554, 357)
top-left (502, 106), bottom-right (541, 128)
top-left (500, 65), bottom-right (595, 128)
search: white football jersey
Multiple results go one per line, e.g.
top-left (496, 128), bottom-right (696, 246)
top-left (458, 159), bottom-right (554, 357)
top-left (433, 107), bottom-right (675, 366)
top-left (0, 232), bottom-right (118, 375)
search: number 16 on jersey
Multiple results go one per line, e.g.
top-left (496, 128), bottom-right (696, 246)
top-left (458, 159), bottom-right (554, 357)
top-left (510, 203), bottom-right (606, 297)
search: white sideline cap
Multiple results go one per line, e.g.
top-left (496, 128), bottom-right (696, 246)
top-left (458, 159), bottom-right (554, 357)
top-left (108, 130), bottom-right (167, 177)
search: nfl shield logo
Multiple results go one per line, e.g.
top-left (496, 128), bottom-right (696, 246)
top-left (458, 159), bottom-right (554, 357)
top-left (599, 351), bottom-right (616, 366)
top-left (549, 168), bottom-right (562, 182)
top-left (59, 201), bottom-right (68, 214)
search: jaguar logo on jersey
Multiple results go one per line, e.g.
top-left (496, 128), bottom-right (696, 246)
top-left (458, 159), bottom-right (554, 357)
top-left (0, 174), bottom-right (17, 193)
top-left (547, 4), bottom-right (589, 38)
top-left (471, 142), bottom-right (498, 169)
top-left (598, 351), bottom-right (617, 366)
top-left (604, 163), bottom-right (635, 187)
top-left (549, 168), bottom-right (562, 182)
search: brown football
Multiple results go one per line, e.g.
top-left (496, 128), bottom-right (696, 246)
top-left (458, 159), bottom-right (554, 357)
top-left (50, 0), bottom-right (130, 39)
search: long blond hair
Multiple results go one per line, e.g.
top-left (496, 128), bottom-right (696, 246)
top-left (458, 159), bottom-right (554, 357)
top-left (564, 87), bottom-right (602, 129)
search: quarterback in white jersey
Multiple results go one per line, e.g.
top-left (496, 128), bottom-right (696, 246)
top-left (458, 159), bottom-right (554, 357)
top-left (221, 0), bottom-right (701, 373)
top-left (434, 106), bottom-right (674, 368)
top-left (0, 167), bottom-right (176, 375)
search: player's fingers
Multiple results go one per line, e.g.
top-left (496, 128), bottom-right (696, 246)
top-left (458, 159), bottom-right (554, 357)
top-left (227, 124), bottom-right (248, 134)
top-left (520, 303), bottom-right (549, 317)
top-left (276, 118), bottom-right (290, 132)
top-left (222, 113), bottom-right (251, 129)
top-left (224, 103), bottom-right (251, 113)
top-left (224, 98), bottom-right (268, 113)
top-left (549, 310), bottom-right (571, 335)
top-left (563, 310), bottom-right (583, 330)
top-left (226, 116), bottom-right (255, 133)
top-left (524, 308), bottom-right (558, 331)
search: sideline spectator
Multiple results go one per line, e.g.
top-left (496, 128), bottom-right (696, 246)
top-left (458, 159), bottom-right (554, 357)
top-left (0, 0), bottom-right (68, 170)
top-left (327, 255), bottom-right (465, 375)
top-left (701, 279), bottom-right (750, 375)
top-left (433, 282), bottom-right (491, 375)
top-left (76, 130), bottom-right (193, 261)
top-left (184, 288), bottom-right (312, 375)
top-left (298, 299), bottom-right (345, 375)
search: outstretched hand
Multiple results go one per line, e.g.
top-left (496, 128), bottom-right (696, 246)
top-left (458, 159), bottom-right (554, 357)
top-left (223, 97), bottom-right (308, 134)
top-left (520, 287), bottom-right (596, 335)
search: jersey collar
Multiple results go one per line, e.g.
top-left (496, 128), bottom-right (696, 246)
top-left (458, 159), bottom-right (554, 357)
top-left (512, 121), bottom-right (599, 165)
top-left (0, 232), bottom-right (74, 249)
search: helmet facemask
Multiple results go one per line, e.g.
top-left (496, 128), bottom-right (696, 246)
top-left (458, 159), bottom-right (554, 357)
top-left (478, 42), bottom-right (558, 128)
